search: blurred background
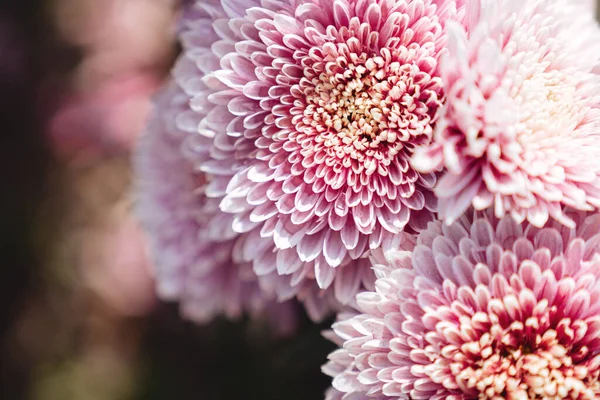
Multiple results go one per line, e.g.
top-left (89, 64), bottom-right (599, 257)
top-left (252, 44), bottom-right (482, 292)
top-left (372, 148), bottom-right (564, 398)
top-left (0, 1), bottom-right (333, 399)
top-left (1, 1), bottom-right (599, 399)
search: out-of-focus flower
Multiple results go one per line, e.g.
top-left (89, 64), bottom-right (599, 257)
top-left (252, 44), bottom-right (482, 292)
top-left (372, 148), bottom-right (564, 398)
top-left (324, 209), bottom-right (600, 399)
top-left (135, 84), bottom-right (297, 333)
top-left (48, 0), bottom-right (178, 161)
top-left (176, 0), bottom-right (465, 306)
top-left (49, 73), bottom-right (160, 160)
top-left (412, 0), bottom-right (600, 228)
top-left (81, 197), bottom-right (156, 317)
top-left (54, 0), bottom-right (176, 80)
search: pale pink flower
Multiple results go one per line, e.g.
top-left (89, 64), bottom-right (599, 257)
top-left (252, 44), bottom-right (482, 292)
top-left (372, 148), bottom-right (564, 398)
top-left (412, 0), bottom-right (600, 228)
top-left (324, 209), bottom-right (600, 399)
top-left (135, 84), bottom-right (296, 331)
top-left (177, 0), bottom-right (465, 303)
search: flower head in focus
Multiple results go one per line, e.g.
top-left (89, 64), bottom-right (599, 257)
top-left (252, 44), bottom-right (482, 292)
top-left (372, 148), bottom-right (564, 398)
top-left (177, 0), bottom-right (466, 302)
top-left (412, 0), bottom-right (600, 228)
top-left (324, 209), bottom-right (600, 399)
top-left (135, 84), bottom-right (296, 333)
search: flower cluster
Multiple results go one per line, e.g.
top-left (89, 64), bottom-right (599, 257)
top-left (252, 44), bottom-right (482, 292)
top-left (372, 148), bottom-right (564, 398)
top-left (134, 0), bottom-right (600, 397)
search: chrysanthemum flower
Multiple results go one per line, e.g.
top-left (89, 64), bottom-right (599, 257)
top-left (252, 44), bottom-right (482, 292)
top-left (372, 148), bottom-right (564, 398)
top-left (135, 84), bottom-right (296, 331)
top-left (168, 1), bottom-right (376, 315)
top-left (177, 0), bottom-right (465, 300)
top-left (412, 0), bottom-right (600, 228)
top-left (324, 209), bottom-right (600, 399)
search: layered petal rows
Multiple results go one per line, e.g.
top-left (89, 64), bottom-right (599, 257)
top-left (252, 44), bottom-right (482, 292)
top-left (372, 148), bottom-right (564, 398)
top-left (135, 84), bottom-right (296, 328)
top-left (324, 209), bottom-right (600, 399)
top-left (412, 0), bottom-right (600, 228)
top-left (178, 0), bottom-right (466, 302)
top-left (172, 0), bottom-right (379, 315)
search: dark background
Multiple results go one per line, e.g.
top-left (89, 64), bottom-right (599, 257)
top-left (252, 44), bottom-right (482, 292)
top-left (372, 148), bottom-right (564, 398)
top-left (0, 1), bottom-right (334, 399)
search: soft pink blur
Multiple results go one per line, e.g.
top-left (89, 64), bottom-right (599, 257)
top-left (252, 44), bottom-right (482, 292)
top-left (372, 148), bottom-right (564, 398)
top-left (49, 0), bottom-right (177, 161)
top-left (49, 73), bottom-right (160, 161)
top-left (46, 0), bottom-right (179, 321)
top-left (24, 2), bottom-right (181, 396)
top-left (80, 197), bottom-right (156, 317)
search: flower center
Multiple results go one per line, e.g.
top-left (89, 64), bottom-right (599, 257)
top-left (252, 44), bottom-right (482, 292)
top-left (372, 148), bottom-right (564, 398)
top-left (445, 306), bottom-right (600, 399)
top-left (307, 55), bottom-right (405, 144)
top-left (515, 70), bottom-right (582, 142)
top-left (297, 49), bottom-right (441, 175)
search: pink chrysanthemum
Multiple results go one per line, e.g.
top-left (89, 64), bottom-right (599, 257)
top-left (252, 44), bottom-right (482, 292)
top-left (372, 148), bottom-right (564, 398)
top-left (177, 0), bottom-right (465, 300)
top-left (324, 209), bottom-right (600, 399)
top-left (412, 0), bottom-right (600, 228)
top-left (135, 84), bottom-right (297, 331)
top-left (171, 1), bottom-right (379, 315)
